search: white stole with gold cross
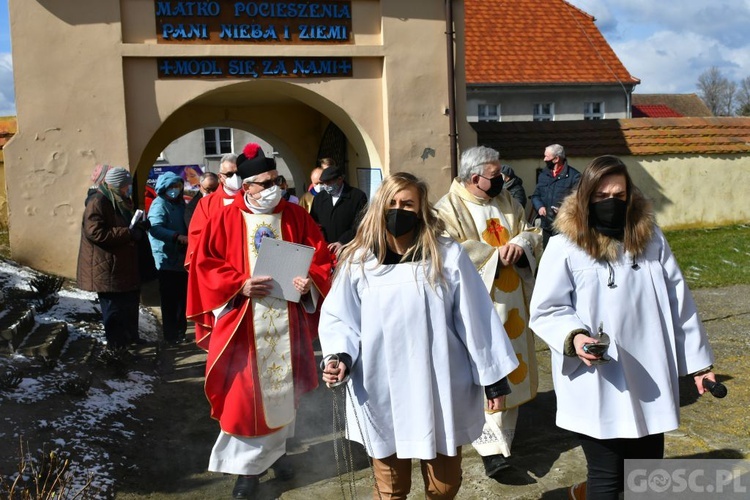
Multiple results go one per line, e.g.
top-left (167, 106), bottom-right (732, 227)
top-left (242, 211), bottom-right (295, 429)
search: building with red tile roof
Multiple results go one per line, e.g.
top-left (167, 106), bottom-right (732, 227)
top-left (631, 105), bottom-right (684, 118)
top-left (464, 0), bottom-right (639, 122)
top-left (472, 117), bottom-right (750, 158)
top-left (632, 94), bottom-right (712, 117)
top-left (471, 116), bottom-right (750, 228)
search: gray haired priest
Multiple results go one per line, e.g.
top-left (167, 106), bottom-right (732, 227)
top-left (435, 145), bottom-right (542, 478)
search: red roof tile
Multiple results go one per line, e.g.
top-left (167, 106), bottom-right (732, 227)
top-left (632, 104), bottom-right (684, 118)
top-left (472, 117), bottom-right (750, 158)
top-left (632, 94), bottom-right (712, 117)
top-left (464, 0), bottom-right (639, 86)
top-left (0, 117), bottom-right (17, 163)
top-left (0, 117), bottom-right (16, 153)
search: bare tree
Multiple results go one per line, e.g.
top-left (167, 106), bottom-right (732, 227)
top-left (697, 67), bottom-right (736, 116)
top-left (737, 76), bottom-right (750, 116)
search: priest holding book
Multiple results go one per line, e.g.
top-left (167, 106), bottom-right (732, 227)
top-left (186, 143), bottom-right (333, 499)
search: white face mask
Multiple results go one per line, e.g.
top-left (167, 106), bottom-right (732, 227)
top-left (313, 183), bottom-right (322, 193)
top-left (246, 185), bottom-right (282, 211)
top-left (223, 172), bottom-right (243, 193)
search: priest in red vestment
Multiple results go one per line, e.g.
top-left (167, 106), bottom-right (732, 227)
top-left (184, 152), bottom-right (243, 270)
top-left (186, 143), bottom-right (332, 499)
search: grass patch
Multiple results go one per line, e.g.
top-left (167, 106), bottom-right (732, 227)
top-left (665, 224), bottom-right (750, 288)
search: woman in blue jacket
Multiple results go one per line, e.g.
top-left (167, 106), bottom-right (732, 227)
top-left (148, 171), bottom-right (189, 344)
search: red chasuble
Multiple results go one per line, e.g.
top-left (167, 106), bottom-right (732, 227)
top-left (185, 184), bottom-right (238, 270)
top-left (186, 197), bottom-right (332, 437)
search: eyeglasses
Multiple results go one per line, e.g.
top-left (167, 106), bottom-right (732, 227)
top-left (247, 178), bottom-right (277, 189)
top-left (219, 171), bottom-right (237, 177)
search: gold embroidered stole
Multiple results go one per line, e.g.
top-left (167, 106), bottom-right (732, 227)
top-left (242, 211), bottom-right (295, 428)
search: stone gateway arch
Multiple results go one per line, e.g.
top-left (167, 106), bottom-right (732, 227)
top-left (5, 0), bottom-right (475, 276)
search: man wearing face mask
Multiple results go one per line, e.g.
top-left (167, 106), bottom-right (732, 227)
top-left (274, 175), bottom-right (299, 204)
top-left (184, 171), bottom-right (219, 228)
top-left (147, 171), bottom-right (189, 345)
top-left (309, 160), bottom-right (368, 258)
top-left (298, 163), bottom-right (325, 212)
top-left (436, 145), bottom-right (542, 479)
top-left (185, 153), bottom-right (241, 269)
top-left (186, 142), bottom-right (332, 500)
top-left (531, 144), bottom-right (581, 248)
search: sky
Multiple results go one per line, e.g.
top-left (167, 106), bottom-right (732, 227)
top-left (0, 0), bottom-right (749, 116)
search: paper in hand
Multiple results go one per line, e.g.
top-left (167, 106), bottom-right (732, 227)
top-left (129, 209), bottom-right (144, 229)
top-left (253, 238), bottom-right (315, 303)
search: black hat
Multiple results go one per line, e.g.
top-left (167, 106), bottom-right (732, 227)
top-left (319, 166), bottom-right (343, 183)
top-left (237, 143), bottom-right (273, 180)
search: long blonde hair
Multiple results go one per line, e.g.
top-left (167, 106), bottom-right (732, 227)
top-left (337, 172), bottom-right (446, 285)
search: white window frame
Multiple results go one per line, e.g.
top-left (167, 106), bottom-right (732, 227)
top-left (584, 101), bottom-right (605, 120)
top-left (533, 102), bottom-right (554, 121)
top-left (478, 103), bottom-right (500, 122)
top-left (203, 127), bottom-right (233, 157)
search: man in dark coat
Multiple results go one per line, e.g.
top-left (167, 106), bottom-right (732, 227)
top-left (77, 167), bottom-right (149, 350)
top-left (501, 164), bottom-right (528, 211)
top-left (531, 144), bottom-right (581, 247)
top-left (310, 164), bottom-right (368, 257)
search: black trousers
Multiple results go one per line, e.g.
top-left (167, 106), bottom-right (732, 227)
top-left (157, 269), bottom-right (188, 342)
top-left (98, 290), bottom-right (140, 350)
top-left (578, 432), bottom-right (664, 499)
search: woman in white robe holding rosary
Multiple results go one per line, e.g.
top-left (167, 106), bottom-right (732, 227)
top-left (319, 172), bottom-right (519, 499)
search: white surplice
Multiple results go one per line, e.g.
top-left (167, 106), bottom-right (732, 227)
top-left (529, 229), bottom-right (714, 439)
top-left (319, 239), bottom-right (519, 460)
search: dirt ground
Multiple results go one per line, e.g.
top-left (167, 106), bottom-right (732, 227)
top-left (1, 284), bottom-right (748, 499)
top-left (114, 285), bottom-right (749, 500)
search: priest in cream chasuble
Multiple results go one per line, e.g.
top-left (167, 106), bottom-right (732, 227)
top-left (436, 146), bottom-right (542, 473)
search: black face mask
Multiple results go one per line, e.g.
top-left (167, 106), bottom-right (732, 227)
top-left (590, 198), bottom-right (627, 238)
top-left (479, 175), bottom-right (504, 198)
top-left (545, 160), bottom-right (556, 169)
top-left (386, 209), bottom-right (419, 237)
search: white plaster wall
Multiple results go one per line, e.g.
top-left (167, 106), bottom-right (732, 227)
top-left (5, 0), bottom-right (130, 276)
top-left (467, 86), bottom-right (631, 122)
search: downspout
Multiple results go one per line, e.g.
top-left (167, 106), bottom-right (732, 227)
top-left (445, 0), bottom-right (458, 179)
top-left (626, 85), bottom-right (633, 118)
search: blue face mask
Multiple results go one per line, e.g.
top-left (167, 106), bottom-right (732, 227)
top-left (125, 185), bottom-right (133, 199)
top-left (166, 187), bottom-right (181, 200)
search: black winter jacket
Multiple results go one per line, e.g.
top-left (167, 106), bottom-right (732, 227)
top-left (310, 183), bottom-right (368, 244)
top-left (531, 162), bottom-right (581, 232)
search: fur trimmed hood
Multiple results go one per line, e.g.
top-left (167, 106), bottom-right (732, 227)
top-left (554, 188), bottom-right (656, 261)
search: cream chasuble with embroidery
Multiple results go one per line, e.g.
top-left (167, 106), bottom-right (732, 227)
top-left (436, 180), bottom-right (542, 456)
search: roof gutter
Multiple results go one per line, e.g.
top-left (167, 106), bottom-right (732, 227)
top-left (445, 0), bottom-right (458, 179)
